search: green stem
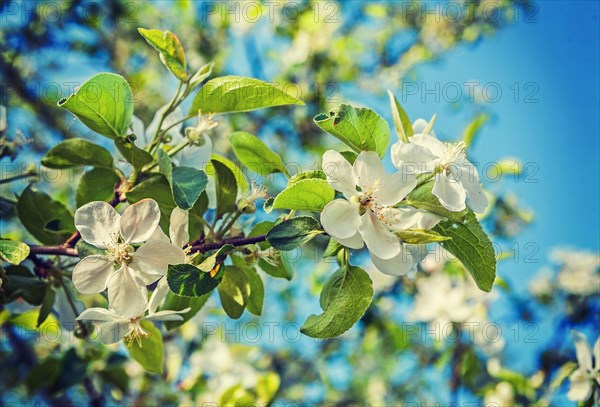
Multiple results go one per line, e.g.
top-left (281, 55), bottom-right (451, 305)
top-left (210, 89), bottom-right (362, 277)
top-left (147, 81), bottom-right (185, 153)
top-left (58, 277), bottom-right (87, 336)
top-left (416, 173), bottom-right (435, 187)
top-left (217, 211), bottom-right (242, 239)
top-left (0, 171), bottom-right (37, 184)
top-left (160, 113), bottom-right (195, 135)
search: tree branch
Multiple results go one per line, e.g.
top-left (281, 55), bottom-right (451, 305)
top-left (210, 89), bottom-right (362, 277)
top-left (28, 234), bottom-right (268, 258)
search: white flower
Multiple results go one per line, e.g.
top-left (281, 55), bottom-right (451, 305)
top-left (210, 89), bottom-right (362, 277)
top-left (551, 248), bottom-right (600, 296)
top-left (484, 382), bottom-right (514, 406)
top-left (391, 119), bottom-right (487, 213)
top-left (321, 150), bottom-right (439, 276)
top-left (76, 281), bottom-right (189, 345)
top-left (72, 199), bottom-right (185, 318)
top-left (567, 330), bottom-right (600, 401)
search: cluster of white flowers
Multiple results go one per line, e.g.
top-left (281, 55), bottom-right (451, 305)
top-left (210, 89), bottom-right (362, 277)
top-left (551, 248), bottom-right (600, 297)
top-left (72, 199), bottom-right (191, 344)
top-left (320, 119), bottom-right (487, 276)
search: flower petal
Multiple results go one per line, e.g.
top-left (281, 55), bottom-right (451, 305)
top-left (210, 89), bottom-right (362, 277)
top-left (130, 240), bottom-right (186, 283)
top-left (412, 118), bottom-right (436, 137)
top-left (107, 265), bottom-right (148, 318)
top-left (353, 151), bottom-right (385, 190)
top-left (384, 207), bottom-right (443, 231)
top-left (335, 233), bottom-right (365, 250)
top-left (72, 255), bottom-right (115, 294)
top-left (358, 210), bottom-right (400, 260)
top-left (572, 330), bottom-right (593, 372)
top-left (320, 199), bottom-right (361, 240)
top-left (432, 173), bottom-right (467, 212)
top-left (457, 162), bottom-right (488, 213)
top-left (145, 309), bottom-right (190, 322)
top-left (169, 207), bottom-right (190, 247)
top-left (174, 135), bottom-right (212, 168)
top-left (593, 336), bottom-right (600, 372)
top-left (322, 150), bottom-right (357, 199)
top-left (376, 172), bottom-right (417, 206)
top-left (119, 199), bottom-right (161, 244)
top-left (370, 246), bottom-right (415, 276)
top-left (146, 105), bottom-right (184, 144)
top-left (148, 225), bottom-right (170, 242)
top-left (391, 140), bottom-right (437, 174)
top-left (76, 307), bottom-right (124, 322)
top-left (147, 277), bottom-right (170, 315)
top-left (410, 134), bottom-right (445, 157)
top-left (97, 321), bottom-right (132, 344)
top-left (567, 369), bottom-right (593, 401)
top-left (75, 202), bottom-right (120, 249)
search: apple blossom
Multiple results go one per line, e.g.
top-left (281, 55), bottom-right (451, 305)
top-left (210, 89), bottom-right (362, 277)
top-left (72, 199), bottom-right (185, 318)
top-left (76, 281), bottom-right (190, 345)
top-left (567, 330), bottom-right (600, 402)
top-left (391, 118), bottom-right (487, 213)
top-left (320, 150), bottom-right (433, 276)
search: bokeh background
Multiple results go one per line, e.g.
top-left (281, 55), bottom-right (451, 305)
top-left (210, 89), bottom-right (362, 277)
top-left (1, 0), bottom-right (599, 405)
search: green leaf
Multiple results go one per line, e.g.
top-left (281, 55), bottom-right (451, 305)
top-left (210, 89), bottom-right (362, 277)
top-left (0, 240), bottom-right (30, 265)
top-left (229, 131), bottom-right (288, 176)
top-left (433, 211), bottom-right (497, 292)
top-left (387, 90), bottom-right (413, 142)
top-left (217, 266), bottom-right (250, 319)
top-left (161, 291), bottom-right (210, 331)
top-left (314, 104), bottom-right (390, 158)
top-left (206, 154), bottom-right (249, 193)
top-left (210, 159), bottom-right (238, 217)
top-left (462, 113), bottom-right (489, 147)
top-left (287, 170), bottom-right (326, 186)
top-left (188, 62), bottom-right (214, 92)
top-left (127, 320), bottom-right (164, 374)
top-left (115, 138), bottom-right (153, 170)
top-left (300, 266), bottom-right (373, 338)
top-left (395, 229), bottom-right (451, 244)
top-left (2, 266), bottom-right (47, 305)
top-left (323, 238), bottom-right (343, 258)
top-left (272, 178), bottom-right (334, 211)
top-left (157, 149), bottom-right (208, 210)
top-left (167, 263), bottom-right (224, 297)
top-left (266, 216), bottom-right (323, 251)
top-left (256, 372), bottom-right (281, 403)
top-left (138, 28), bottom-right (187, 81)
top-left (37, 287), bottom-right (55, 327)
top-left (76, 167), bottom-right (119, 208)
top-left (17, 186), bottom-right (75, 244)
top-left (189, 76), bottom-right (304, 114)
top-left (126, 174), bottom-right (175, 232)
top-left (404, 180), bottom-right (468, 223)
top-left (249, 221), bottom-right (274, 250)
top-left (57, 73), bottom-right (133, 139)
top-left (41, 138), bottom-right (113, 169)
top-left (263, 197), bottom-right (274, 214)
top-left (243, 267), bottom-right (264, 316)
top-left (258, 255), bottom-right (293, 280)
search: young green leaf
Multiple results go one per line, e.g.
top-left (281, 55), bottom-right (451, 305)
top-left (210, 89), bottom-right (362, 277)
top-left (0, 240), bottom-right (30, 265)
top-left (115, 138), bottom-right (153, 170)
top-left (387, 90), bottom-right (413, 142)
top-left (395, 229), bottom-right (451, 244)
top-left (266, 216), bottom-right (323, 251)
top-left (41, 139), bottom-right (113, 169)
top-left (187, 62), bottom-right (214, 92)
top-left (229, 131), bottom-right (288, 176)
top-left (433, 211), bottom-right (497, 292)
top-left (127, 320), bottom-right (164, 374)
top-left (160, 291), bottom-right (211, 331)
top-left (16, 186), bottom-right (75, 244)
top-left (243, 267), bottom-right (264, 316)
top-left (258, 255), bottom-right (293, 280)
top-left (138, 28), bottom-right (187, 81)
top-left (57, 73), bottom-right (133, 139)
top-left (287, 170), bottom-right (326, 186)
top-left (314, 104), bottom-right (390, 158)
top-left (404, 180), bottom-right (468, 223)
top-left (76, 167), bottom-right (119, 207)
top-left (189, 76), bottom-right (304, 114)
top-left (205, 154), bottom-right (249, 193)
top-left (167, 263), bottom-right (225, 297)
top-left (300, 266), bottom-right (373, 338)
top-left (272, 179), bottom-right (335, 211)
top-left (210, 159), bottom-right (238, 217)
top-left (462, 113), bottom-right (489, 147)
top-left (217, 266), bottom-right (250, 319)
top-left (157, 149), bottom-right (208, 210)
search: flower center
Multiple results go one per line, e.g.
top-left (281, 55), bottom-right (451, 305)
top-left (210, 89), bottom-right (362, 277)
top-left (357, 179), bottom-right (381, 208)
top-left (436, 141), bottom-right (466, 174)
top-left (106, 242), bottom-right (134, 265)
top-left (123, 318), bottom-right (148, 347)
